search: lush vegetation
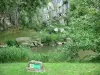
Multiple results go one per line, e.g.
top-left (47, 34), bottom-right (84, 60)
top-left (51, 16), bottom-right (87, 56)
top-left (0, 0), bottom-right (100, 63)
top-left (0, 46), bottom-right (76, 63)
top-left (0, 0), bottom-right (100, 74)
top-left (0, 46), bottom-right (100, 63)
top-left (0, 46), bottom-right (33, 62)
top-left (69, 0), bottom-right (100, 52)
top-left (0, 0), bottom-right (100, 51)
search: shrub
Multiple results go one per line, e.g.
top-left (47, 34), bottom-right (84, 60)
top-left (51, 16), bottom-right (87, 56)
top-left (40, 33), bottom-right (52, 44)
top-left (0, 45), bottom-right (74, 63)
top-left (6, 40), bottom-right (19, 47)
top-left (46, 43), bottom-right (79, 62)
top-left (31, 53), bottom-right (49, 62)
top-left (29, 49), bottom-right (73, 63)
top-left (0, 46), bottom-right (32, 63)
top-left (48, 50), bottom-right (66, 62)
top-left (40, 31), bottom-right (67, 45)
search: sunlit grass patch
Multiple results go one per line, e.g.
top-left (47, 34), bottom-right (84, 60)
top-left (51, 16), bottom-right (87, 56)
top-left (0, 62), bottom-right (100, 75)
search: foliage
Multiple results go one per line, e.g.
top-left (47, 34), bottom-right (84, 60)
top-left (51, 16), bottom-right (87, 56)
top-left (0, 45), bottom-right (78, 63)
top-left (0, 0), bottom-right (50, 30)
top-left (68, 0), bottom-right (100, 52)
top-left (6, 40), bottom-right (19, 47)
top-left (68, 16), bottom-right (96, 50)
top-left (30, 44), bottom-right (78, 62)
top-left (0, 46), bottom-right (32, 63)
top-left (39, 31), bottom-right (66, 45)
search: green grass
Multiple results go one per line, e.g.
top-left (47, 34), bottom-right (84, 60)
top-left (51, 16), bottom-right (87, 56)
top-left (0, 46), bottom-right (33, 62)
top-left (0, 62), bottom-right (100, 75)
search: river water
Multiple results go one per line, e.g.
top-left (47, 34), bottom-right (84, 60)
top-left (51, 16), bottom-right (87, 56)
top-left (32, 46), bottom-right (58, 53)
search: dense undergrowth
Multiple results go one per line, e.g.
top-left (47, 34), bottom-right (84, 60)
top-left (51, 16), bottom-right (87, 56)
top-left (0, 45), bottom-right (100, 63)
top-left (0, 46), bottom-right (72, 63)
top-left (0, 46), bottom-right (32, 62)
top-left (0, 0), bottom-right (100, 63)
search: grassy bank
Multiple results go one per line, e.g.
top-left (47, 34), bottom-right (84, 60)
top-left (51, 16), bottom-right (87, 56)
top-left (0, 62), bottom-right (100, 75)
top-left (0, 46), bottom-right (74, 63)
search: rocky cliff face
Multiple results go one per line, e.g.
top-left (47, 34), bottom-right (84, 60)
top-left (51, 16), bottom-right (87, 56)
top-left (41, 0), bottom-right (69, 25)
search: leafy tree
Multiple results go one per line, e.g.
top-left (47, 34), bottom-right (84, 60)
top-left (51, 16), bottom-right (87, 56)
top-left (69, 0), bottom-right (100, 52)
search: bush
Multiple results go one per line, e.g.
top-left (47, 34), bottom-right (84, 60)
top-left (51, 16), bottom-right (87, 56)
top-left (40, 33), bottom-right (52, 44)
top-left (0, 45), bottom-right (74, 63)
top-left (31, 53), bottom-right (49, 62)
top-left (48, 50), bottom-right (66, 62)
top-left (1, 44), bottom-right (98, 63)
top-left (40, 31), bottom-right (67, 45)
top-left (0, 46), bottom-right (32, 63)
top-left (6, 40), bottom-right (19, 47)
top-left (29, 49), bottom-right (75, 63)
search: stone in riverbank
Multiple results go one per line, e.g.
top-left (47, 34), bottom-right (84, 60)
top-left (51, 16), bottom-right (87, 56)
top-left (16, 37), bottom-right (43, 47)
top-left (16, 37), bottom-right (31, 43)
top-left (0, 44), bottom-right (7, 48)
top-left (0, 42), bottom-right (7, 48)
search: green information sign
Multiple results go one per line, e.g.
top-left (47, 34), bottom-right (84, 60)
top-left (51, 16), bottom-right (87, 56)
top-left (27, 60), bottom-right (45, 72)
top-left (33, 64), bottom-right (41, 69)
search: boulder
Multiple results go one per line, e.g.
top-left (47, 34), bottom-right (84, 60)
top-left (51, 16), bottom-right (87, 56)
top-left (40, 44), bottom-right (44, 47)
top-left (54, 28), bottom-right (59, 32)
top-left (56, 42), bottom-right (63, 45)
top-left (33, 38), bottom-right (42, 47)
top-left (16, 37), bottom-right (33, 46)
top-left (0, 44), bottom-right (7, 48)
top-left (32, 41), bottom-right (38, 47)
top-left (62, 42), bottom-right (67, 44)
top-left (16, 37), bottom-right (31, 43)
top-left (32, 41), bottom-right (43, 47)
top-left (16, 37), bottom-right (43, 47)
top-left (0, 42), bottom-right (7, 48)
top-left (21, 42), bottom-right (34, 47)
